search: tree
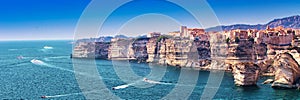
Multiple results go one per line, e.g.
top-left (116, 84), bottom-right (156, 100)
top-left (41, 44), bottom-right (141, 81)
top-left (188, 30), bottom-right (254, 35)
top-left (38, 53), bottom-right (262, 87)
top-left (248, 36), bottom-right (254, 43)
top-left (235, 37), bottom-right (240, 43)
top-left (156, 35), bottom-right (170, 43)
top-left (226, 37), bottom-right (230, 44)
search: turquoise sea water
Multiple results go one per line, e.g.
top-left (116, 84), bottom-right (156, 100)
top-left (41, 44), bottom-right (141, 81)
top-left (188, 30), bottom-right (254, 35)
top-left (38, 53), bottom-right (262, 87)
top-left (0, 40), bottom-right (300, 99)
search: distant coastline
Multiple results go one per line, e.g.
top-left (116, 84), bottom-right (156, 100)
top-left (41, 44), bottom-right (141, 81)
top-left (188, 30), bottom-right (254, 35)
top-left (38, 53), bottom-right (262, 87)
top-left (0, 39), bottom-right (73, 42)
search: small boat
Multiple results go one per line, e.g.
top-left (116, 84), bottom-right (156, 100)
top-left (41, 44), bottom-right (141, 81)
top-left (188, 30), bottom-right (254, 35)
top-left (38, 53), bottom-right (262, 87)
top-left (143, 78), bottom-right (148, 81)
top-left (41, 96), bottom-right (47, 98)
top-left (17, 55), bottom-right (23, 60)
top-left (31, 59), bottom-right (44, 65)
top-left (143, 78), bottom-right (160, 84)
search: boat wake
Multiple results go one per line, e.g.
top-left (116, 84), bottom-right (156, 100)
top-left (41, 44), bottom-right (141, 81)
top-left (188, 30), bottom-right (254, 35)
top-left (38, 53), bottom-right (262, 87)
top-left (112, 83), bottom-right (135, 90)
top-left (8, 49), bottom-right (18, 51)
top-left (41, 90), bottom-right (104, 99)
top-left (48, 56), bottom-right (69, 59)
top-left (44, 56), bottom-right (69, 61)
top-left (0, 61), bottom-right (30, 68)
top-left (111, 79), bottom-right (174, 90)
top-left (42, 93), bottom-right (77, 98)
top-left (143, 78), bottom-right (172, 85)
top-left (31, 59), bottom-right (97, 78)
top-left (31, 59), bottom-right (75, 73)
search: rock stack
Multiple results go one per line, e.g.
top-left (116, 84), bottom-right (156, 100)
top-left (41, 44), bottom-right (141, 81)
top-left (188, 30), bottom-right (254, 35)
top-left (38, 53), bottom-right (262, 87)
top-left (225, 39), bottom-right (261, 86)
top-left (232, 62), bottom-right (260, 86)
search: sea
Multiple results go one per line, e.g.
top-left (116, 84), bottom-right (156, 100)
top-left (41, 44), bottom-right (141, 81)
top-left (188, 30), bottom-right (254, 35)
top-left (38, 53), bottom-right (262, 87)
top-left (0, 40), bottom-right (300, 99)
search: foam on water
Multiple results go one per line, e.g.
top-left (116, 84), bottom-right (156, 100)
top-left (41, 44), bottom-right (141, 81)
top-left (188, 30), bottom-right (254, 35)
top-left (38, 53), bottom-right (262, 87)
top-left (30, 59), bottom-right (99, 78)
top-left (48, 56), bottom-right (69, 59)
top-left (143, 78), bottom-right (172, 85)
top-left (31, 59), bottom-right (77, 74)
top-left (43, 93), bottom-right (77, 98)
top-left (42, 90), bottom-right (98, 98)
top-left (44, 58), bottom-right (50, 61)
top-left (112, 79), bottom-right (174, 90)
top-left (44, 56), bottom-right (69, 61)
top-left (43, 46), bottom-right (53, 49)
top-left (0, 61), bottom-right (30, 68)
top-left (8, 49), bottom-right (18, 51)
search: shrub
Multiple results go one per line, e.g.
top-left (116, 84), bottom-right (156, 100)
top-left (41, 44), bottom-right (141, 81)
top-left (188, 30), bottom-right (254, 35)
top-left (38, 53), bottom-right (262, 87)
top-left (235, 37), bottom-right (240, 43)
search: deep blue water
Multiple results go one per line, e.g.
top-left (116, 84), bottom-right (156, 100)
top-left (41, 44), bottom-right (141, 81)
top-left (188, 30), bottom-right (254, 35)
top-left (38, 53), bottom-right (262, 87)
top-left (0, 40), bottom-right (300, 99)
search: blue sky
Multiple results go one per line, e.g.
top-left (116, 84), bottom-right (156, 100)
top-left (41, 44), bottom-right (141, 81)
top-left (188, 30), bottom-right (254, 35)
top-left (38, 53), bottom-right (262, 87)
top-left (0, 0), bottom-right (300, 40)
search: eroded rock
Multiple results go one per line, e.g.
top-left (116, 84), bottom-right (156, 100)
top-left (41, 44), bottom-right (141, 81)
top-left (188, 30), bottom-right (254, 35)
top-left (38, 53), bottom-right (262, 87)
top-left (271, 53), bottom-right (300, 89)
top-left (262, 79), bottom-right (274, 84)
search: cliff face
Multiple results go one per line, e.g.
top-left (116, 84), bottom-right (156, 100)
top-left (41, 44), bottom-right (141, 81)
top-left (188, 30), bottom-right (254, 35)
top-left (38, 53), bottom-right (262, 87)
top-left (72, 42), bottom-right (96, 58)
top-left (225, 40), bottom-right (256, 73)
top-left (108, 38), bottom-right (149, 61)
top-left (145, 37), bottom-right (211, 68)
top-left (271, 53), bottom-right (300, 89)
top-left (209, 33), bottom-right (227, 70)
top-left (146, 37), bottom-right (158, 63)
top-left (164, 38), bottom-right (193, 67)
top-left (157, 39), bottom-right (167, 65)
top-left (128, 38), bottom-right (149, 62)
top-left (194, 40), bottom-right (211, 67)
top-left (254, 43), bottom-right (268, 61)
top-left (150, 38), bottom-right (192, 67)
top-left (95, 42), bottom-right (110, 59)
top-left (226, 40), bottom-right (255, 61)
top-left (72, 39), bottom-right (150, 60)
top-left (232, 62), bottom-right (260, 86)
top-left (108, 39), bottom-right (132, 60)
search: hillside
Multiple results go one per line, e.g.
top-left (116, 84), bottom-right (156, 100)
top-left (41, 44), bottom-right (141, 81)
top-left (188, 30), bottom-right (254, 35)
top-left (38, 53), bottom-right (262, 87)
top-left (206, 15), bottom-right (300, 31)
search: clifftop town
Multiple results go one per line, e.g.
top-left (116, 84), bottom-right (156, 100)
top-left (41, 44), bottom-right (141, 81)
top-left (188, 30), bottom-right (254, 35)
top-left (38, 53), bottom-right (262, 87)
top-left (72, 15), bottom-right (300, 89)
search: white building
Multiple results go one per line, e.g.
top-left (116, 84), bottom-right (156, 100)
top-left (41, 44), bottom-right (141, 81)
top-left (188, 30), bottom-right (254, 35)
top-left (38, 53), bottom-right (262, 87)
top-left (147, 32), bottom-right (161, 38)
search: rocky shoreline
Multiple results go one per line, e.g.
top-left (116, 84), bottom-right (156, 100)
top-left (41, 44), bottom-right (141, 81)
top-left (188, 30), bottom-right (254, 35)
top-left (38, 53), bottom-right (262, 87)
top-left (72, 26), bottom-right (300, 89)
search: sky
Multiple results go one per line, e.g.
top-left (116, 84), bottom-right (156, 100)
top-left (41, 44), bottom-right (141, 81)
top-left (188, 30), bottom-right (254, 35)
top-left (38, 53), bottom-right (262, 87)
top-left (0, 0), bottom-right (300, 40)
